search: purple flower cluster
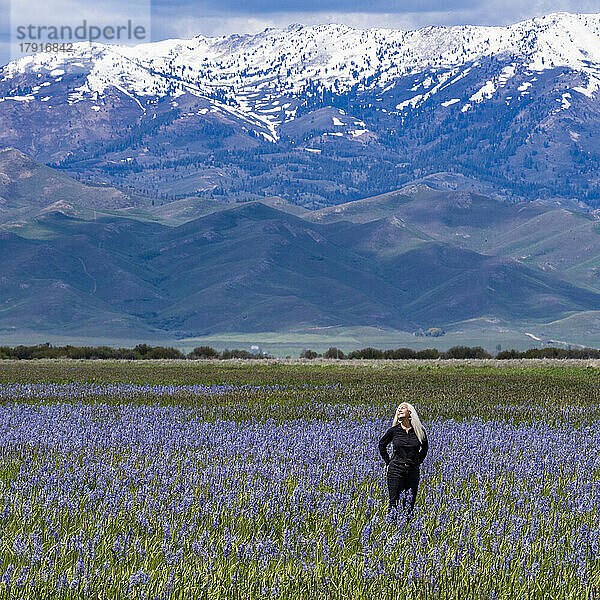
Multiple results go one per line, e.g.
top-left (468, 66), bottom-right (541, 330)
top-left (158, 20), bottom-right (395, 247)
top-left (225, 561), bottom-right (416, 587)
top-left (0, 382), bottom-right (339, 401)
top-left (0, 391), bottom-right (598, 597)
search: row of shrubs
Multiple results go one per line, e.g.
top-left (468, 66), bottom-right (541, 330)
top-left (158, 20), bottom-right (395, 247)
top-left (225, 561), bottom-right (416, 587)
top-left (300, 346), bottom-right (488, 359)
top-left (495, 347), bottom-right (600, 359)
top-left (0, 344), bottom-right (187, 360)
top-left (2, 343), bottom-right (600, 360)
top-left (303, 346), bottom-right (600, 359)
top-left (0, 343), bottom-right (274, 360)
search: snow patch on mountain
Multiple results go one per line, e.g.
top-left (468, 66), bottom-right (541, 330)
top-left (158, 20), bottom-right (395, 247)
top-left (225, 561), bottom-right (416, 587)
top-left (470, 80), bottom-right (497, 103)
top-left (396, 95), bottom-right (422, 110)
top-left (573, 73), bottom-right (600, 97)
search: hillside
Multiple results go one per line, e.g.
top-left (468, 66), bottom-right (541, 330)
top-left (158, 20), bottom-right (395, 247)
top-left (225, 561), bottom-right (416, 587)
top-left (2, 178), bottom-right (600, 342)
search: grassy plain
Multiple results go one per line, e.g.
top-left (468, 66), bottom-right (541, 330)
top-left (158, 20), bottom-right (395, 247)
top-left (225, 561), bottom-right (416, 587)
top-left (1, 359), bottom-right (600, 423)
top-left (0, 360), bottom-right (599, 598)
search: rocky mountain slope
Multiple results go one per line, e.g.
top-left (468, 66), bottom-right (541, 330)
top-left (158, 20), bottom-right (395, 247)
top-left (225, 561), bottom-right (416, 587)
top-left (1, 12), bottom-right (600, 205)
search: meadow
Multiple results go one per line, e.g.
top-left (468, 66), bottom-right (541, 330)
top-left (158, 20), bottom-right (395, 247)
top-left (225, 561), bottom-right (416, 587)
top-left (0, 359), bottom-right (599, 599)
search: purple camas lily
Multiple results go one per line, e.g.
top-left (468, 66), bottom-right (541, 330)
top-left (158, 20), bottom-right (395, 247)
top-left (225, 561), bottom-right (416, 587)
top-left (0, 383), bottom-right (597, 597)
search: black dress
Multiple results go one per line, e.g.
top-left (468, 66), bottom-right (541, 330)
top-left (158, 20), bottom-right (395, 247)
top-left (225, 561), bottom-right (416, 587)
top-left (378, 424), bottom-right (428, 512)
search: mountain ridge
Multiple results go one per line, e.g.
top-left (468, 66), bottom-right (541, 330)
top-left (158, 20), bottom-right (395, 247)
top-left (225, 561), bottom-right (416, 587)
top-left (7, 11), bottom-right (600, 102)
top-left (1, 12), bottom-right (600, 204)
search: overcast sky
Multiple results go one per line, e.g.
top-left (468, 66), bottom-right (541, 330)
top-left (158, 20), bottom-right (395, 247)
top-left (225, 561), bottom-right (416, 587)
top-left (1, 0), bottom-right (599, 66)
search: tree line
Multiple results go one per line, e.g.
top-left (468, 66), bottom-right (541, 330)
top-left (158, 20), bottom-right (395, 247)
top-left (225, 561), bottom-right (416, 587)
top-left (302, 346), bottom-right (600, 359)
top-left (1, 343), bottom-right (600, 360)
top-left (0, 344), bottom-right (274, 360)
top-left (0, 343), bottom-right (186, 360)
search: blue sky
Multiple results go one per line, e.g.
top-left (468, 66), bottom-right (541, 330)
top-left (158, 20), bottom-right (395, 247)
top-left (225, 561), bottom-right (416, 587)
top-left (2, 0), bottom-right (600, 66)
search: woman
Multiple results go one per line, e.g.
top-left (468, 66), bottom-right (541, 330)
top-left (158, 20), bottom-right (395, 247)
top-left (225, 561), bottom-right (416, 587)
top-left (378, 402), bottom-right (428, 513)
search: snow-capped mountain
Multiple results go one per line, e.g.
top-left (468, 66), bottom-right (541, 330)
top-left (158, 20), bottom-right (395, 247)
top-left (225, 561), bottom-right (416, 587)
top-left (1, 12), bottom-right (600, 206)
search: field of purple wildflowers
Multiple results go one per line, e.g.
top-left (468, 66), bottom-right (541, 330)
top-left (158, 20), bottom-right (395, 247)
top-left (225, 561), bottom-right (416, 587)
top-left (0, 361), bottom-right (599, 598)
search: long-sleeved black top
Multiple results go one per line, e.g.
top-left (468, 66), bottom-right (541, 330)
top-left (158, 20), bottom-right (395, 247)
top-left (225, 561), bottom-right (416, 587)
top-left (378, 424), bottom-right (428, 468)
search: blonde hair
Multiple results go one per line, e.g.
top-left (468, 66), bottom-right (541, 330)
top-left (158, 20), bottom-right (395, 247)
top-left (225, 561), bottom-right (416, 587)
top-left (392, 402), bottom-right (425, 443)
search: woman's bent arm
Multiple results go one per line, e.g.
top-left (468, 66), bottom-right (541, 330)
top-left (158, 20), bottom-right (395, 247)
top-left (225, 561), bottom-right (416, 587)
top-left (419, 431), bottom-right (429, 464)
top-left (378, 428), bottom-right (394, 464)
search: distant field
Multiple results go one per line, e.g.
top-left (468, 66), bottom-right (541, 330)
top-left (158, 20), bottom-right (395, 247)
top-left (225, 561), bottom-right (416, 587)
top-left (0, 361), bottom-right (599, 598)
top-left (2, 356), bottom-right (600, 382)
top-left (177, 323), bottom-right (600, 356)
top-left (3, 320), bottom-right (596, 358)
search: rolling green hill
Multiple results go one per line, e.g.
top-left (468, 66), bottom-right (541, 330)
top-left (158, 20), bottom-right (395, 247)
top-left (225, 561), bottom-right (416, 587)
top-left (2, 154), bottom-right (600, 347)
top-left (2, 196), bottom-right (600, 345)
top-left (0, 147), bottom-right (154, 222)
top-left (308, 185), bottom-right (600, 294)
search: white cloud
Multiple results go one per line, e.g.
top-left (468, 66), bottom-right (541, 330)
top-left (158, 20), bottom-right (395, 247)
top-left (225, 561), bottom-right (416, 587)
top-left (9, 0), bottom-right (152, 60)
top-left (12, 0), bottom-right (150, 24)
top-left (0, 40), bottom-right (9, 66)
top-left (152, 1), bottom-right (600, 41)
